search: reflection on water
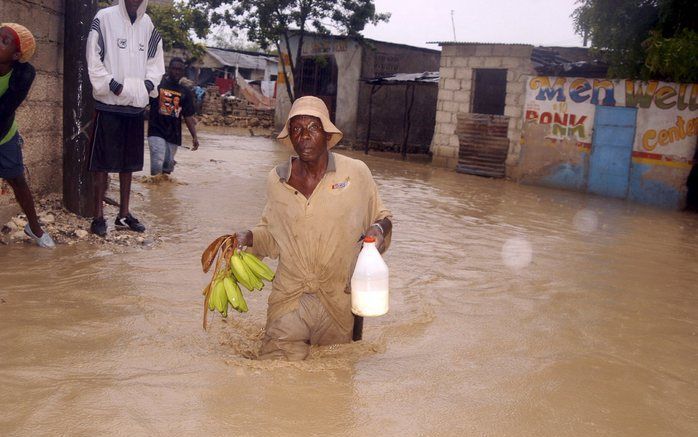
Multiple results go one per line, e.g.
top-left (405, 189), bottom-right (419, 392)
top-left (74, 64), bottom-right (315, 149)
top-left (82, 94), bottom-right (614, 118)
top-left (1, 133), bottom-right (697, 436)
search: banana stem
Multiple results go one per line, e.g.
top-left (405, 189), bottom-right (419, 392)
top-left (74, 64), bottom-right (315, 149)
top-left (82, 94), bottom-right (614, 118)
top-left (201, 234), bottom-right (239, 330)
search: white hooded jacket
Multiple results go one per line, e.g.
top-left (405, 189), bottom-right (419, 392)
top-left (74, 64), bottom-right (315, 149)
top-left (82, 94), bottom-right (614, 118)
top-left (86, 0), bottom-right (164, 113)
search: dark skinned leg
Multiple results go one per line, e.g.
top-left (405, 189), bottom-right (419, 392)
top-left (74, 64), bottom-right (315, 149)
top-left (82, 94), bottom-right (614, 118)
top-left (93, 171), bottom-right (107, 218)
top-left (5, 174), bottom-right (44, 237)
top-left (119, 172), bottom-right (132, 217)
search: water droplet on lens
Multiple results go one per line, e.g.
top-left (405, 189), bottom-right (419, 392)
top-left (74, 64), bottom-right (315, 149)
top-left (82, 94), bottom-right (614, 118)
top-left (501, 237), bottom-right (533, 270)
top-left (573, 209), bottom-right (598, 234)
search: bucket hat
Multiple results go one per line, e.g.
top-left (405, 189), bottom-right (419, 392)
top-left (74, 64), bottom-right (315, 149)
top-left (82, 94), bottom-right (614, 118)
top-left (1, 23), bottom-right (36, 63)
top-left (277, 96), bottom-right (343, 149)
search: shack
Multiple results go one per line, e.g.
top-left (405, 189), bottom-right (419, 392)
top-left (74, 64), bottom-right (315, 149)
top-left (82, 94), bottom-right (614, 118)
top-left (429, 43), bottom-right (599, 177)
top-left (362, 72), bottom-right (439, 156)
top-left (177, 47), bottom-right (278, 95)
top-left (276, 33), bottom-right (440, 151)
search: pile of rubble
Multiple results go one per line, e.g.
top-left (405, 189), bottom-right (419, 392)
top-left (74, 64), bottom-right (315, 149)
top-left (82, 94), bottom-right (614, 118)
top-left (197, 85), bottom-right (274, 131)
top-left (201, 85), bottom-right (223, 115)
top-left (0, 193), bottom-right (158, 249)
top-left (198, 113), bottom-right (273, 129)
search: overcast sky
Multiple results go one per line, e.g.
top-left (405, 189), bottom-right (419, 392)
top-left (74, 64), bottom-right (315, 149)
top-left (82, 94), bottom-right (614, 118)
top-left (361, 0), bottom-right (585, 49)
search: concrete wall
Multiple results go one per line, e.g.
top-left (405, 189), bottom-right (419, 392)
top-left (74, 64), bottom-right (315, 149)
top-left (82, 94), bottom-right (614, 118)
top-left (275, 35), bottom-right (363, 142)
top-left (356, 42), bottom-right (440, 150)
top-left (0, 0), bottom-right (64, 222)
top-left (517, 76), bottom-right (698, 209)
top-left (430, 43), bottom-right (536, 171)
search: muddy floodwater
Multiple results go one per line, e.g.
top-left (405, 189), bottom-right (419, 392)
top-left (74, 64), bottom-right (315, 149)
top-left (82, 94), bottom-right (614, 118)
top-left (1, 132), bottom-right (697, 436)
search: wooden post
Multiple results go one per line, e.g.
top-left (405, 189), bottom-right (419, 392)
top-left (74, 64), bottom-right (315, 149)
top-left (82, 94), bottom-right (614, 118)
top-left (365, 84), bottom-right (378, 154)
top-left (62, 0), bottom-right (98, 217)
top-left (364, 85), bottom-right (382, 154)
top-left (401, 84), bottom-right (416, 160)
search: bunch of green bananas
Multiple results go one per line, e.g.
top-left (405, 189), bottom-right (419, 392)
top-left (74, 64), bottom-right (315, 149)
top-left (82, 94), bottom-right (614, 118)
top-left (206, 249), bottom-right (275, 318)
top-left (200, 234), bottom-right (276, 329)
top-left (230, 249), bottom-right (275, 291)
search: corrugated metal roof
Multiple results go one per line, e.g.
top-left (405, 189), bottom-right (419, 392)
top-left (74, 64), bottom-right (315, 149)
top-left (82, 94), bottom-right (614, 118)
top-left (425, 42), bottom-right (608, 77)
top-left (206, 47), bottom-right (277, 70)
top-left (364, 71), bottom-right (440, 84)
top-left (288, 30), bottom-right (441, 53)
top-left (427, 41), bottom-right (532, 46)
top-left (531, 47), bottom-right (608, 77)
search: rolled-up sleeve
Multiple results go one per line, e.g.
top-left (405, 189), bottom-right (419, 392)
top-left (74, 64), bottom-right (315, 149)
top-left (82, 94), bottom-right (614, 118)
top-left (250, 174), bottom-right (280, 259)
top-left (250, 203), bottom-right (279, 260)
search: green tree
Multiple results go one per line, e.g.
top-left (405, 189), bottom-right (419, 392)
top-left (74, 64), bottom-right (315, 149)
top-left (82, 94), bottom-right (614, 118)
top-left (644, 29), bottom-right (698, 83)
top-left (572, 0), bottom-right (698, 82)
top-left (148, 2), bottom-right (210, 59)
top-left (194, 0), bottom-right (390, 102)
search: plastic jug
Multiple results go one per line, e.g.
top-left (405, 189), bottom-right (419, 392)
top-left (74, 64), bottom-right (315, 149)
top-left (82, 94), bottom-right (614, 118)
top-left (351, 236), bottom-right (389, 317)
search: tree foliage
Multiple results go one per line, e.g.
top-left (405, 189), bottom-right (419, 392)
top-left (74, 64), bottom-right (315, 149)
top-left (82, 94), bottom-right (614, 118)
top-left (572, 0), bottom-right (698, 82)
top-left (644, 29), bottom-right (698, 83)
top-left (193, 0), bottom-right (390, 101)
top-left (147, 3), bottom-right (210, 60)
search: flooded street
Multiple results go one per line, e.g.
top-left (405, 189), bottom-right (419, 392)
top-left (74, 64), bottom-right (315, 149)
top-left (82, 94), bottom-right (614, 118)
top-left (1, 131), bottom-right (697, 436)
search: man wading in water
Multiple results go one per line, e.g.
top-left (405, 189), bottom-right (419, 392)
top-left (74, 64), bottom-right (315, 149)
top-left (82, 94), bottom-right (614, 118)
top-left (235, 96), bottom-right (393, 360)
top-left (147, 57), bottom-right (199, 176)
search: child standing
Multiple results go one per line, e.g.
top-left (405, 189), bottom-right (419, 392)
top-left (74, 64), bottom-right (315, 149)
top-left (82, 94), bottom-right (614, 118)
top-left (0, 23), bottom-right (55, 248)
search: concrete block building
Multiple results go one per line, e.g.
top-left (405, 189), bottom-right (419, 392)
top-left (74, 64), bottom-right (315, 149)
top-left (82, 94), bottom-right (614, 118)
top-left (430, 43), bottom-right (537, 176)
top-left (430, 43), bottom-right (599, 178)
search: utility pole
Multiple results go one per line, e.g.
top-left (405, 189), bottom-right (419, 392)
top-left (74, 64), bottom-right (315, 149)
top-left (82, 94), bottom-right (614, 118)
top-left (451, 10), bottom-right (457, 41)
top-left (63, 0), bottom-right (98, 217)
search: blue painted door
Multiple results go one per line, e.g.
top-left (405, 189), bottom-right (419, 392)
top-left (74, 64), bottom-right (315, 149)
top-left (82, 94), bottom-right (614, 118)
top-left (588, 106), bottom-right (637, 198)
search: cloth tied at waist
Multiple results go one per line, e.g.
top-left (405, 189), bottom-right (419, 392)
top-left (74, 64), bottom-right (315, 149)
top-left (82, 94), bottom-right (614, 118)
top-left (301, 276), bottom-right (322, 293)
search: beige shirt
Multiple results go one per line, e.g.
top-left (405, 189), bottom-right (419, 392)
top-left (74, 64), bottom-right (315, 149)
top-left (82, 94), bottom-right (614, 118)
top-left (251, 152), bottom-right (392, 332)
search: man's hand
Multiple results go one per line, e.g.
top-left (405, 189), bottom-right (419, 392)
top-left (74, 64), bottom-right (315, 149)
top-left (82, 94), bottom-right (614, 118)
top-left (235, 230), bottom-right (253, 248)
top-left (363, 218), bottom-right (391, 253)
top-left (364, 224), bottom-right (385, 253)
top-left (184, 116), bottom-right (198, 151)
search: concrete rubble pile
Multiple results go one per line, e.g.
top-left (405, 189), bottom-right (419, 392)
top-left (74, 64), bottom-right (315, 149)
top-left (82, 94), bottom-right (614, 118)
top-left (200, 85), bottom-right (223, 115)
top-left (198, 85), bottom-right (274, 131)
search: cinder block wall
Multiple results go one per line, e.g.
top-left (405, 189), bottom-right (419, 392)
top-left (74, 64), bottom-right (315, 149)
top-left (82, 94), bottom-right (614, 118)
top-left (430, 43), bottom-right (536, 175)
top-left (0, 0), bottom-right (64, 222)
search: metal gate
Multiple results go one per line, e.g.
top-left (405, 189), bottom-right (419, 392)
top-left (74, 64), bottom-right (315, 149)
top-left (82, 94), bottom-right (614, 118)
top-left (588, 106), bottom-right (637, 198)
top-left (455, 113), bottom-right (509, 178)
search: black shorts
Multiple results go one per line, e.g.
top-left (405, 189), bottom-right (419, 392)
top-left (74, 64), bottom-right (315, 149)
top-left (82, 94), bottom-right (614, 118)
top-left (89, 110), bottom-right (144, 173)
top-left (0, 132), bottom-right (24, 180)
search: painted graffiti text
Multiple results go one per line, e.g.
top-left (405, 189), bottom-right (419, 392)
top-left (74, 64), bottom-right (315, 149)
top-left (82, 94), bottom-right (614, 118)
top-left (641, 116), bottom-right (698, 152)
top-left (530, 77), bottom-right (616, 106)
top-left (530, 76), bottom-right (698, 110)
top-left (626, 82), bottom-right (698, 110)
top-left (525, 110), bottom-right (588, 139)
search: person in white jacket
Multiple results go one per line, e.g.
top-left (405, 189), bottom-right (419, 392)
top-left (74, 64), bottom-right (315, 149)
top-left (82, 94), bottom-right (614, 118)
top-left (86, 0), bottom-right (164, 236)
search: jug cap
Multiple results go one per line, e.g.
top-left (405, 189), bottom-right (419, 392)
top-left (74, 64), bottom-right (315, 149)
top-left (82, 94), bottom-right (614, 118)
top-left (364, 236), bottom-right (376, 243)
